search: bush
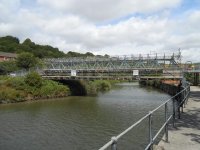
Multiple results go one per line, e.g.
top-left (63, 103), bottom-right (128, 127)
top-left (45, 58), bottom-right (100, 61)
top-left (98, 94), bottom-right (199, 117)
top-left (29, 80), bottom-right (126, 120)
top-left (85, 81), bottom-right (97, 95)
top-left (0, 75), bottom-right (70, 103)
top-left (40, 80), bottom-right (70, 98)
top-left (94, 80), bottom-right (111, 91)
top-left (25, 72), bottom-right (42, 88)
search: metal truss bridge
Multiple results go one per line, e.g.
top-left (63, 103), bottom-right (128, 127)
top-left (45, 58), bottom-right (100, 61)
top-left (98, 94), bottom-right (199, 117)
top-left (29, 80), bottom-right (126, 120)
top-left (42, 52), bottom-right (183, 80)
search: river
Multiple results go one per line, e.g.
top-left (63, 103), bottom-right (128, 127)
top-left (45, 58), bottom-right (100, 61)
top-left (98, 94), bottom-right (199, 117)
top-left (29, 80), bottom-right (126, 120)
top-left (0, 82), bottom-right (171, 150)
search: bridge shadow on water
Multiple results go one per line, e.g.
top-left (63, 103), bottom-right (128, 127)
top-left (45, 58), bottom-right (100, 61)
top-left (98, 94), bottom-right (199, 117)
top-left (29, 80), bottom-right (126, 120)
top-left (56, 80), bottom-right (87, 96)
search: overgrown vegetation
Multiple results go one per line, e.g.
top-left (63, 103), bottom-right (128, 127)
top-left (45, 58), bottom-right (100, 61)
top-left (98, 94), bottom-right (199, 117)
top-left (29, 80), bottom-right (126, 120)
top-left (85, 80), bottom-right (115, 95)
top-left (0, 71), bottom-right (118, 103)
top-left (0, 72), bottom-right (70, 104)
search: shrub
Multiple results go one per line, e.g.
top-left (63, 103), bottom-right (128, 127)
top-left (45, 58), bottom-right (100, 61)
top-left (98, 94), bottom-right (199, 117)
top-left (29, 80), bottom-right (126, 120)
top-left (85, 81), bottom-right (97, 95)
top-left (24, 72), bottom-right (42, 88)
top-left (94, 80), bottom-right (111, 91)
top-left (40, 80), bottom-right (70, 98)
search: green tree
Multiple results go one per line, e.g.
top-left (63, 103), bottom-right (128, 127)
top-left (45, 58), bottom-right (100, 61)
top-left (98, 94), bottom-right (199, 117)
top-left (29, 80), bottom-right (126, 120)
top-left (0, 60), bottom-right (18, 75)
top-left (16, 52), bottom-right (38, 69)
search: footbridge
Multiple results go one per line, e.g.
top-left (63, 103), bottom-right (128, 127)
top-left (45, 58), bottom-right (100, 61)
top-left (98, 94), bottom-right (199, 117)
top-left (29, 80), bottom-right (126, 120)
top-left (42, 52), bottom-right (183, 80)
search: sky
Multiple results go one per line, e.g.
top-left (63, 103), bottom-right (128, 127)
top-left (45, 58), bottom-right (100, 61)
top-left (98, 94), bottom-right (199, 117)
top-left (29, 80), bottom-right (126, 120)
top-left (0, 0), bottom-right (200, 62)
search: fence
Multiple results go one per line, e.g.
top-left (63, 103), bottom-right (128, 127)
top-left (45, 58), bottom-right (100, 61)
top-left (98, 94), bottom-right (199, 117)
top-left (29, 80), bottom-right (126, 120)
top-left (99, 83), bottom-right (190, 150)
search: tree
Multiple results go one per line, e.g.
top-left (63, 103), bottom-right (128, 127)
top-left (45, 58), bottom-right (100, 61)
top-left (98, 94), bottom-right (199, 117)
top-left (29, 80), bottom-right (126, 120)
top-left (0, 61), bottom-right (18, 75)
top-left (16, 52), bottom-right (38, 70)
top-left (85, 52), bottom-right (94, 57)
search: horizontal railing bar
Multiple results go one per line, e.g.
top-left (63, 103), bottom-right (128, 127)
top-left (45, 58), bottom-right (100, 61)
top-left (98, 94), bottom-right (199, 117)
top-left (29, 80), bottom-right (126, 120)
top-left (98, 113), bottom-right (150, 150)
top-left (99, 83), bottom-right (190, 150)
top-left (98, 141), bottom-right (113, 150)
top-left (179, 92), bottom-right (190, 106)
top-left (153, 115), bottom-right (172, 142)
top-left (145, 115), bottom-right (172, 150)
top-left (116, 113), bottom-right (150, 140)
top-left (151, 100), bottom-right (170, 113)
top-left (151, 86), bottom-right (189, 114)
top-left (145, 143), bottom-right (152, 150)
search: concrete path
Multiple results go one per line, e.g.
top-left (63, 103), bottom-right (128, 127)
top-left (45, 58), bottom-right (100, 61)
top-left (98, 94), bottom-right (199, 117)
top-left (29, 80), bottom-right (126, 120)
top-left (158, 86), bottom-right (200, 150)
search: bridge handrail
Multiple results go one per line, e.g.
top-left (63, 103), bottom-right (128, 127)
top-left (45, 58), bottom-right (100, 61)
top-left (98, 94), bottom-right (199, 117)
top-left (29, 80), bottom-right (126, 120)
top-left (99, 83), bottom-right (190, 150)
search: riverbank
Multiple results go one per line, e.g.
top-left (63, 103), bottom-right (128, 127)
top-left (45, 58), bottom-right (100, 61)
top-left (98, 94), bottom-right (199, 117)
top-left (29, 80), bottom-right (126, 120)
top-left (158, 86), bottom-right (200, 150)
top-left (0, 73), bottom-right (70, 104)
top-left (0, 73), bottom-right (119, 104)
top-left (139, 79), bottom-right (181, 96)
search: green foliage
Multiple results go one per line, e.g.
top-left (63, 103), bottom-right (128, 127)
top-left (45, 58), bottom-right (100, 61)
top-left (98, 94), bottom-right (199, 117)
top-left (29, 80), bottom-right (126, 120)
top-left (0, 36), bottom-right (20, 53)
top-left (0, 36), bottom-right (65, 58)
top-left (0, 75), bottom-right (70, 103)
top-left (40, 80), bottom-right (70, 98)
top-left (5, 77), bottom-right (26, 90)
top-left (24, 72), bottom-right (42, 88)
top-left (0, 35), bottom-right (108, 59)
top-left (85, 81), bottom-right (97, 95)
top-left (66, 51), bottom-right (106, 58)
top-left (184, 73), bottom-right (193, 83)
top-left (94, 80), bottom-right (111, 91)
top-left (0, 86), bottom-right (26, 103)
top-left (16, 52), bottom-right (38, 69)
top-left (84, 80), bottom-right (112, 95)
top-left (0, 60), bottom-right (18, 75)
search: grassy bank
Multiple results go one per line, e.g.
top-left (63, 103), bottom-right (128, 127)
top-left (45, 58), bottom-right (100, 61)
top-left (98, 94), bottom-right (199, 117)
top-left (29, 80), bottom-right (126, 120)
top-left (0, 72), bottom-right (70, 104)
top-left (0, 72), bottom-right (121, 104)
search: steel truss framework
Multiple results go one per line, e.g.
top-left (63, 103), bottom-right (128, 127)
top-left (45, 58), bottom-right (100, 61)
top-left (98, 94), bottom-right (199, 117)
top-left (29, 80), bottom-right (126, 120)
top-left (44, 53), bottom-right (181, 70)
top-left (42, 53), bottom-right (182, 79)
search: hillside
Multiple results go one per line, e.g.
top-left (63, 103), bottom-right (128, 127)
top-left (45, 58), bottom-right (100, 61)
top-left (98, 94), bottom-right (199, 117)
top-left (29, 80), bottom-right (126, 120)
top-left (0, 36), bottom-right (100, 58)
top-left (0, 36), bottom-right (66, 58)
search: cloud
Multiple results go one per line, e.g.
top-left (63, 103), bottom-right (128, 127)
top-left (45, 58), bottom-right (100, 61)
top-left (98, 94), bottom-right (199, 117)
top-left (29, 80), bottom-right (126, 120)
top-left (0, 0), bottom-right (200, 62)
top-left (37, 0), bottom-right (181, 22)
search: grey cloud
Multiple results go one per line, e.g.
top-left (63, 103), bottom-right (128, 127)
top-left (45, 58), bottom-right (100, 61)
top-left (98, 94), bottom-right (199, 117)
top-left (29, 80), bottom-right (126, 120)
top-left (37, 0), bottom-right (181, 22)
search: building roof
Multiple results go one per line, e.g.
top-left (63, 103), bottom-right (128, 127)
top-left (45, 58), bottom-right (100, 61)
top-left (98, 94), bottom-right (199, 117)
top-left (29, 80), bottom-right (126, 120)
top-left (0, 51), bottom-right (17, 58)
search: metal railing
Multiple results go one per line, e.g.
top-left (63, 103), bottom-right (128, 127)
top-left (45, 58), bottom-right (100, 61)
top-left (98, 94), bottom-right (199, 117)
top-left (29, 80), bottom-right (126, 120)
top-left (99, 83), bottom-right (190, 150)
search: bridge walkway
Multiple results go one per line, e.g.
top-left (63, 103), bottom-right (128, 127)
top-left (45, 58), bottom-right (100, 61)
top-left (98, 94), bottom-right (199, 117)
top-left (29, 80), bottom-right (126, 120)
top-left (158, 86), bottom-right (200, 150)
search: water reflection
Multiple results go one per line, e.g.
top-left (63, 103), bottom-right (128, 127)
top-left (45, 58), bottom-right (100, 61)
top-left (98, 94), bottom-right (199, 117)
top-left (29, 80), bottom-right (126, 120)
top-left (0, 82), bottom-right (170, 150)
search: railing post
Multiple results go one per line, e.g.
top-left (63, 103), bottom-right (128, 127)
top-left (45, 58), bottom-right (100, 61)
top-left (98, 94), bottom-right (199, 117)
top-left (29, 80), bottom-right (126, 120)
top-left (178, 92), bottom-right (181, 119)
top-left (181, 91), bottom-right (184, 113)
top-left (178, 105), bottom-right (181, 119)
top-left (165, 103), bottom-right (168, 142)
top-left (183, 90), bottom-right (186, 108)
top-left (148, 112), bottom-right (153, 150)
top-left (172, 98), bottom-right (176, 127)
top-left (111, 136), bottom-right (117, 150)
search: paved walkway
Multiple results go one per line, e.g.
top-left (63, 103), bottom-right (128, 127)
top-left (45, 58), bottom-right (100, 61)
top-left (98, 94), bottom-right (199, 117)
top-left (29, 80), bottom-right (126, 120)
top-left (158, 86), bottom-right (200, 150)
